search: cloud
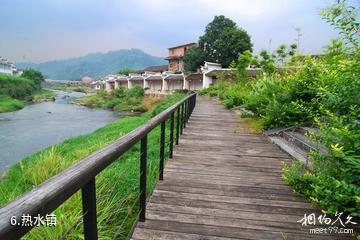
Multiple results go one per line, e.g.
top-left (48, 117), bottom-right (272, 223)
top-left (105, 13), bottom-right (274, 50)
top-left (0, 0), bottom-right (340, 62)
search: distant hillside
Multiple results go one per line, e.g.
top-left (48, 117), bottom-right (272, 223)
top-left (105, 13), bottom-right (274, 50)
top-left (17, 49), bottom-right (167, 80)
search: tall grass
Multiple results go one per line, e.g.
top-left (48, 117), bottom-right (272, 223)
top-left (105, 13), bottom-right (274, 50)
top-left (0, 93), bottom-right (184, 239)
top-left (0, 95), bottom-right (25, 113)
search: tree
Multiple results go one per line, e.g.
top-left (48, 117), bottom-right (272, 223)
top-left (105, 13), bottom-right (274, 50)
top-left (183, 46), bottom-right (208, 72)
top-left (257, 50), bottom-right (276, 74)
top-left (21, 69), bottom-right (44, 89)
top-left (199, 15), bottom-right (253, 67)
top-left (183, 15), bottom-right (253, 71)
top-left (237, 50), bottom-right (253, 80)
top-left (320, 0), bottom-right (359, 49)
top-left (117, 67), bottom-right (136, 75)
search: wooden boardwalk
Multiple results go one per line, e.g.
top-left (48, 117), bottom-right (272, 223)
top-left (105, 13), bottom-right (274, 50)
top-left (131, 97), bottom-right (352, 240)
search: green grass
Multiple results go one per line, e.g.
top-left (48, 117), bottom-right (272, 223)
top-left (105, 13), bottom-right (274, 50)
top-left (0, 95), bottom-right (25, 113)
top-left (75, 88), bottom-right (149, 112)
top-left (0, 93), bottom-right (185, 239)
top-left (31, 89), bottom-right (56, 102)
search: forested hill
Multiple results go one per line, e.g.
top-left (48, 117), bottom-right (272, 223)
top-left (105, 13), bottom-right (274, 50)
top-left (17, 49), bottom-right (166, 80)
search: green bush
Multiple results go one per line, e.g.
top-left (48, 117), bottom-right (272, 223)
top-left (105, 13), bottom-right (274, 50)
top-left (283, 108), bottom-right (360, 217)
top-left (0, 74), bottom-right (38, 99)
top-left (197, 88), bottom-right (209, 96)
top-left (174, 89), bottom-right (189, 94)
top-left (126, 86), bottom-right (144, 98)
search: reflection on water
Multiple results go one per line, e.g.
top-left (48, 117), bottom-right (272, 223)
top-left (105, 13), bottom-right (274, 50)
top-left (0, 91), bottom-right (120, 174)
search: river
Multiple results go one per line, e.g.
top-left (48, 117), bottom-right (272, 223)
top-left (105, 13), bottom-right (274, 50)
top-left (0, 91), bottom-right (120, 175)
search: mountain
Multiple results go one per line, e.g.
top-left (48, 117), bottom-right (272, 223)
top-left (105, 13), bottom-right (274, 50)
top-left (17, 49), bottom-right (167, 80)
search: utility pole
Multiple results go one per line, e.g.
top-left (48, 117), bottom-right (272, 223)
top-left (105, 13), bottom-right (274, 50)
top-left (268, 39), bottom-right (272, 52)
top-left (294, 27), bottom-right (302, 54)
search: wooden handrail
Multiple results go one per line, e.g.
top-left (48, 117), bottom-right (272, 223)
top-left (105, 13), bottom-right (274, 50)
top-left (0, 92), bottom-right (197, 239)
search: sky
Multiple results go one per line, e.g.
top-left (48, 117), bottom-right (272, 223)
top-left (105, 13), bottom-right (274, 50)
top-left (0, 0), bottom-right (350, 63)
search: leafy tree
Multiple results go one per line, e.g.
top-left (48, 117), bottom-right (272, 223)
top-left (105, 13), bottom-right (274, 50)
top-left (21, 69), bottom-right (44, 89)
top-left (228, 60), bottom-right (237, 69)
top-left (272, 44), bottom-right (298, 67)
top-left (199, 15), bottom-right (252, 67)
top-left (183, 15), bottom-right (253, 71)
top-left (257, 50), bottom-right (276, 74)
top-left (237, 50), bottom-right (253, 80)
top-left (320, 0), bottom-right (359, 49)
top-left (183, 46), bottom-right (208, 72)
top-left (117, 67), bottom-right (136, 76)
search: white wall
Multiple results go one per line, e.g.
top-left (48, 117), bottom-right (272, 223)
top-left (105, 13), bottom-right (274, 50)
top-left (0, 66), bottom-right (13, 75)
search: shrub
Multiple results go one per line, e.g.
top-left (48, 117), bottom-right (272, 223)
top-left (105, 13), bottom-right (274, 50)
top-left (197, 88), bottom-right (209, 96)
top-left (283, 108), bottom-right (360, 217)
top-left (126, 86), bottom-right (144, 98)
top-left (0, 74), bottom-right (38, 99)
top-left (174, 89), bottom-right (189, 94)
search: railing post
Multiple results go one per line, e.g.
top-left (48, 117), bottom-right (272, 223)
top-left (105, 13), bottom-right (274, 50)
top-left (139, 135), bottom-right (147, 222)
top-left (183, 102), bottom-right (187, 128)
top-left (180, 104), bottom-right (183, 135)
top-left (186, 99), bottom-right (190, 122)
top-left (159, 121), bottom-right (165, 180)
top-left (81, 179), bottom-right (98, 240)
top-left (169, 112), bottom-right (174, 158)
top-left (176, 107), bottom-right (180, 145)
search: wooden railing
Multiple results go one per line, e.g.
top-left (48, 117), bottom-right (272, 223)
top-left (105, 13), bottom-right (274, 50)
top-left (0, 92), bottom-right (197, 240)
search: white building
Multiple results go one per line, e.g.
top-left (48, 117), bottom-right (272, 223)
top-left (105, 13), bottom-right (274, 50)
top-left (91, 80), bottom-right (105, 90)
top-left (0, 57), bottom-right (21, 76)
top-left (103, 62), bottom-right (261, 93)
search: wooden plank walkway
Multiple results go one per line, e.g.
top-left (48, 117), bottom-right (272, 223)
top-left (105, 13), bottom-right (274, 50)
top-left (131, 97), bottom-right (353, 240)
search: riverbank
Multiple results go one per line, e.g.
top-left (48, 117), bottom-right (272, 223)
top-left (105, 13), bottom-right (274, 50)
top-left (0, 70), bottom-right (55, 113)
top-left (74, 87), bottom-right (166, 112)
top-left (0, 95), bottom-right (25, 112)
top-left (31, 89), bottom-right (56, 103)
top-left (0, 93), bottom-right (184, 239)
top-left (0, 89), bottom-right (56, 113)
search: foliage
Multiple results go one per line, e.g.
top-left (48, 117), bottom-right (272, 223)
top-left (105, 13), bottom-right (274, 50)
top-left (283, 108), bottom-right (360, 217)
top-left (320, 0), bottom-right (359, 48)
top-left (183, 46), bottom-right (208, 72)
top-left (75, 86), bottom-right (147, 112)
top-left (210, 26), bottom-right (253, 67)
top-left (126, 86), bottom-right (145, 98)
top-left (0, 74), bottom-right (39, 99)
top-left (117, 67), bottom-right (136, 76)
top-left (183, 15), bottom-right (252, 70)
top-left (237, 50), bottom-right (253, 80)
top-left (274, 44), bottom-right (298, 66)
top-left (21, 68), bottom-right (45, 88)
top-left (0, 94), bottom-right (185, 239)
top-left (272, 1), bottom-right (359, 219)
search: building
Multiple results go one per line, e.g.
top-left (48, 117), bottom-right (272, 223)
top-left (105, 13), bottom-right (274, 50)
top-left (103, 62), bottom-right (236, 93)
top-left (165, 43), bottom-right (196, 72)
top-left (0, 57), bottom-right (22, 76)
top-left (101, 43), bottom-right (264, 93)
top-left (91, 80), bottom-right (105, 90)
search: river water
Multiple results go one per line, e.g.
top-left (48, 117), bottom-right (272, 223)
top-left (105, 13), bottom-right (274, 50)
top-left (0, 91), bottom-right (120, 174)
